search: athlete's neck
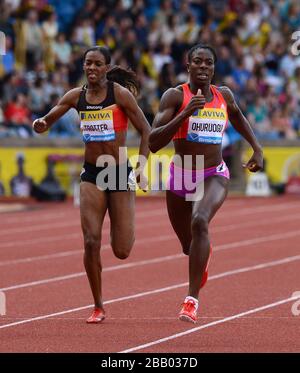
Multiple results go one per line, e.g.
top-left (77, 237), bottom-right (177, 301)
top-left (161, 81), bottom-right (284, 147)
top-left (87, 78), bottom-right (108, 91)
top-left (189, 82), bottom-right (212, 101)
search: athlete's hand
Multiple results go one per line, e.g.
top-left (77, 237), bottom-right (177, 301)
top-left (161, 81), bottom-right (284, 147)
top-left (182, 89), bottom-right (206, 117)
top-left (135, 171), bottom-right (148, 193)
top-left (243, 149), bottom-right (264, 172)
top-left (32, 118), bottom-right (49, 134)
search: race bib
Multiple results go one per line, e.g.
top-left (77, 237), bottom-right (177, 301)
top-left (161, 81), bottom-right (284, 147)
top-left (187, 108), bottom-right (227, 144)
top-left (80, 110), bottom-right (115, 142)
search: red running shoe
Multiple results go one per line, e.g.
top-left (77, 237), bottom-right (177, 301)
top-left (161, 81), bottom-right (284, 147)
top-left (86, 308), bottom-right (106, 324)
top-left (200, 245), bottom-right (212, 289)
top-left (179, 297), bottom-right (198, 324)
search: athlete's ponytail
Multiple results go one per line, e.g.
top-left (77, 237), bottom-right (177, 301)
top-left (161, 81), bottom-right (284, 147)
top-left (107, 65), bottom-right (140, 97)
top-left (83, 46), bottom-right (140, 96)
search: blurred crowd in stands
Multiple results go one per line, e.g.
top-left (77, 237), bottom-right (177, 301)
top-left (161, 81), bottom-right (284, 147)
top-left (0, 0), bottom-right (300, 142)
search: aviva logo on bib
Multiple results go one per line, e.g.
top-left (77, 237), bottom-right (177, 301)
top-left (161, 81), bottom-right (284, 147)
top-left (80, 110), bottom-right (113, 121)
top-left (192, 108), bottom-right (227, 119)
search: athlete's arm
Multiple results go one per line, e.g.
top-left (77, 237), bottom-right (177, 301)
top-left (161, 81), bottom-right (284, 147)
top-left (149, 88), bottom-right (205, 153)
top-left (220, 86), bottom-right (263, 172)
top-left (115, 84), bottom-right (151, 190)
top-left (32, 88), bottom-right (81, 133)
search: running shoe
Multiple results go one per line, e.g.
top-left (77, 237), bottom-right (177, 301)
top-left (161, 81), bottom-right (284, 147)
top-left (179, 297), bottom-right (198, 323)
top-left (86, 308), bottom-right (106, 324)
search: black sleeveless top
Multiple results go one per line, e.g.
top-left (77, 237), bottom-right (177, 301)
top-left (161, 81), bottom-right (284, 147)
top-left (76, 81), bottom-right (128, 143)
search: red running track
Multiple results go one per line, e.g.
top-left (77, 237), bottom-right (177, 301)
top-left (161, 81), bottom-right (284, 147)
top-left (0, 195), bottom-right (299, 352)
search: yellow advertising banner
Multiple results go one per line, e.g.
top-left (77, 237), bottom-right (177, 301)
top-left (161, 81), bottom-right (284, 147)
top-left (243, 147), bottom-right (300, 183)
top-left (2, 146), bottom-right (298, 197)
top-left (0, 147), bottom-right (176, 196)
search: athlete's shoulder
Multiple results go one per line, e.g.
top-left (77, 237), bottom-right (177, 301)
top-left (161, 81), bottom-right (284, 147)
top-left (59, 87), bottom-right (82, 107)
top-left (217, 85), bottom-right (235, 103)
top-left (113, 81), bottom-right (135, 100)
top-left (111, 81), bottom-right (122, 91)
top-left (66, 87), bottom-right (83, 96)
top-left (160, 85), bottom-right (183, 105)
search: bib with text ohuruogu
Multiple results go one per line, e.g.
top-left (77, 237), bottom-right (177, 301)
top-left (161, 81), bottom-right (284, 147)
top-left (187, 108), bottom-right (227, 144)
top-left (80, 109), bottom-right (115, 142)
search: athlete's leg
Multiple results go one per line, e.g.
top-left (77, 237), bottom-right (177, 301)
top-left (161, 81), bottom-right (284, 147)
top-left (80, 182), bottom-right (107, 309)
top-left (189, 176), bottom-right (229, 298)
top-left (108, 190), bottom-right (135, 259)
top-left (166, 190), bottom-right (192, 255)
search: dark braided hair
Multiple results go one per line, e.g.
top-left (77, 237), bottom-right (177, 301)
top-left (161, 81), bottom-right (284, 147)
top-left (187, 44), bottom-right (217, 63)
top-left (83, 46), bottom-right (140, 96)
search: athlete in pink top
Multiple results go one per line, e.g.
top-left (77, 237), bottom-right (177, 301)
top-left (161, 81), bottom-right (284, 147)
top-left (149, 44), bottom-right (263, 323)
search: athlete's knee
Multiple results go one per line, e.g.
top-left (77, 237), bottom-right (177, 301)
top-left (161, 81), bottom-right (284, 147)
top-left (112, 236), bottom-right (135, 260)
top-left (180, 239), bottom-right (191, 255)
top-left (84, 234), bottom-right (101, 255)
top-left (113, 246), bottom-right (131, 260)
top-left (182, 246), bottom-right (190, 256)
top-left (114, 250), bottom-right (130, 260)
top-left (191, 212), bottom-right (209, 235)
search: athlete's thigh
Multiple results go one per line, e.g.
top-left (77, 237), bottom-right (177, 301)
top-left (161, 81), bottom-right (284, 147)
top-left (108, 190), bottom-right (135, 249)
top-left (166, 190), bottom-right (192, 254)
top-left (192, 176), bottom-right (229, 222)
top-left (80, 182), bottom-right (108, 240)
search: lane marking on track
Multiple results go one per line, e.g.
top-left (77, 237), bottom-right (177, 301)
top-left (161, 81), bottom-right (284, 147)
top-left (119, 294), bottom-right (300, 353)
top-left (0, 254), bottom-right (299, 330)
top-left (1, 201), bottom-right (300, 255)
top-left (1, 199), bottom-right (300, 240)
top-left (3, 207), bottom-right (298, 240)
top-left (1, 208), bottom-right (167, 230)
top-left (0, 208), bottom-right (168, 236)
top-left (0, 198), bottom-right (295, 226)
top-left (0, 254), bottom-right (184, 291)
top-left (1, 238), bottom-right (300, 292)
top-left (1, 225), bottom-right (300, 268)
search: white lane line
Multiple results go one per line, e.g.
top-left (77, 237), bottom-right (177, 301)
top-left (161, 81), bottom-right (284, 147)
top-left (0, 254), bottom-right (299, 330)
top-left (2, 211), bottom-right (68, 225)
top-left (1, 197), bottom-right (300, 254)
top-left (0, 254), bottom-right (184, 291)
top-left (1, 205), bottom-right (167, 225)
top-left (0, 208), bottom-right (168, 236)
top-left (1, 199), bottom-right (299, 243)
top-left (0, 232), bottom-right (82, 249)
top-left (214, 230), bottom-right (300, 252)
top-left (4, 207), bottom-right (298, 240)
top-left (119, 295), bottom-right (300, 353)
top-left (1, 224), bottom-right (300, 267)
top-left (0, 235), bottom-right (176, 266)
top-left (1, 243), bottom-right (300, 293)
top-left (218, 200), bottom-right (300, 216)
top-left (212, 212), bottom-right (300, 233)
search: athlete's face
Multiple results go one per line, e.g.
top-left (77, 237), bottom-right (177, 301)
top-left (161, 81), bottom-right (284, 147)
top-left (83, 51), bottom-right (109, 83)
top-left (187, 48), bottom-right (215, 86)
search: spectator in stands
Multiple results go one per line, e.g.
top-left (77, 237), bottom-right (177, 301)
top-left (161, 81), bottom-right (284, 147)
top-left (0, 0), bottom-right (300, 141)
top-left (4, 92), bottom-right (33, 137)
top-left (53, 33), bottom-right (72, 66)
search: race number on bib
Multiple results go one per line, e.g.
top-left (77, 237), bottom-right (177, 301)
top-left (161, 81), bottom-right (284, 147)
top-left (80, 110), bottom-right (115, 142)
top-left (187, 108), bottom-right (227, 144)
